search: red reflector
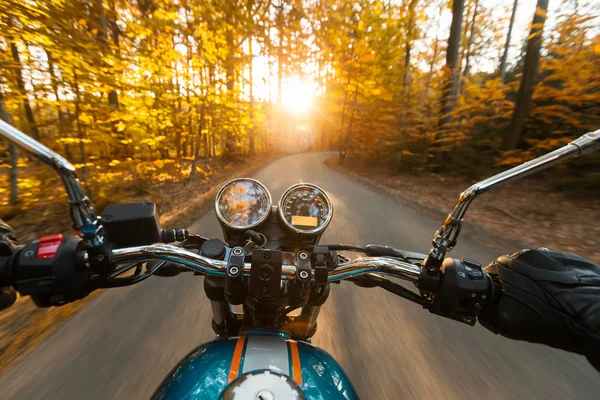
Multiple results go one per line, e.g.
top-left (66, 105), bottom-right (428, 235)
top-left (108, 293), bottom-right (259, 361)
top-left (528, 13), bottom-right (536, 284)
top-left (37, 234), bottom-right (64, 259)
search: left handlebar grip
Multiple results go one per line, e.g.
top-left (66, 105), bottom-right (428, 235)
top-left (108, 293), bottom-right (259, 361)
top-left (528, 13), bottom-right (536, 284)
top-left (0, 252), bottom-right (19, 312)
top-left (14, 236), bottom-right (93, 307)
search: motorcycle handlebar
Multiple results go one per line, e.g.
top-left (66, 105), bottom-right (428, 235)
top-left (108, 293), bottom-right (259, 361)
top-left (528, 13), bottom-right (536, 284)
top-left (111, 243), bottom-right (423, 283)
top-left (1, 239), bottom-right (492, 325)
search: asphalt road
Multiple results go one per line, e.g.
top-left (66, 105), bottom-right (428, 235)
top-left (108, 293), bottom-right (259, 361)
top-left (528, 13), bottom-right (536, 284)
top-left (1, 152), bottom-right (598, 399)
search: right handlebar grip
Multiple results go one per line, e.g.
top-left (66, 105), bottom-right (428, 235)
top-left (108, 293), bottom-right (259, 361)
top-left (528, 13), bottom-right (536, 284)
top-left (428, 257), bottom-right (492, 326)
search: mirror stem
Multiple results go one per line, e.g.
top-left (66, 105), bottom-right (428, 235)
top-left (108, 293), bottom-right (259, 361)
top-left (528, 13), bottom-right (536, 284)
top-left (0, 120), bottom-right (102, 247)
top-left (425, 129), bottom-right (600, 267)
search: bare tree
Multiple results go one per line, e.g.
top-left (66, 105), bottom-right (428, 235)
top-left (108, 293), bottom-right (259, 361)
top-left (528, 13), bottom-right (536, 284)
top-left (438, 0), bottom-right (465, 127)
top-left (498, 0), bottom-right (519, 84)
top-left (503, 0), bottom-right (549, 149)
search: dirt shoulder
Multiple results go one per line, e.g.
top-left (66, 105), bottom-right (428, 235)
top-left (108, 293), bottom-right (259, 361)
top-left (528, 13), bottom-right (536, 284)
top-left (0, 154), bottom-right (279, 373)
top-left (326, 157), bottom-right (600, 264)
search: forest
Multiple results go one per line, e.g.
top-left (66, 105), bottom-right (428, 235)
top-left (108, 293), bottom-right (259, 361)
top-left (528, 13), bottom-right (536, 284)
top-left (0, 0), bottom-right (599, 225)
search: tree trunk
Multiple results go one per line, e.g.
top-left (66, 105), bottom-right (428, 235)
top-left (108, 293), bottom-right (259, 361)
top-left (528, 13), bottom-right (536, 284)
top-left (223, 6), bottom-right (236, 156)
top-left (438, 0), bottom-right (465, 127)
top-left (338, 72), bottom-right (352, 161)
top-left (425, 7), bottom-right (443, 100)
top-left (73, 71), bottom-right (91, 197)
top-left (248, 38), bottom-right (255, 155)
top-left (45, 49), bottom-right (72, 159)
top-left (190, 106), bottom-right (206, 182)
top-left (0, 91), bottom-right (18, 205)
top-left (277, 1), bottom-right (284, 105)
top-left (462, 0), bottom-right (479, 79)
top-left (499, 0), bottom-right (519, 84)
top-left (401, 0), bottom-right (418, 133)
top-left (503, 0), bottom-right (549, 149)
top-left (98, 0), bottom-right (126, 156)
top-left (9, 40), bottom-right (40, 140)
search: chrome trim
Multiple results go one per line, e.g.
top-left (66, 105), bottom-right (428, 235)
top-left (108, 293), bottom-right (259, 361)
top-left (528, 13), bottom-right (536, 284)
top-left (111, 244), bottom-right (421, 283)
top-left (328, 257), bottom-right (420, 282)
top-left (428, 129), bottom-right (600, 262)
top-left (0, 120), bottom-right (99, 237)
top-left (278, 182), bottom-right (334, 235)
top-left (214, 178), bottom-right (272, 230)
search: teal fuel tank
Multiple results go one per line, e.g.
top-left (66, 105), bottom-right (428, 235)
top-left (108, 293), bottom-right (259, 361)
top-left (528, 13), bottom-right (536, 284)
top-left (152, 332), bottom-right (359, 399)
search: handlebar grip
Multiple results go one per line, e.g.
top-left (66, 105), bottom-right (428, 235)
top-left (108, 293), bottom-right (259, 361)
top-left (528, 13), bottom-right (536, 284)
top-left (0, 287), bottom-right (17, 311)
top-left (427, 258), bottom-right (492, 325)
top-left (0, 253), bottom-right (15, 287)
top-left (13, 236), bottom-right (93, 307)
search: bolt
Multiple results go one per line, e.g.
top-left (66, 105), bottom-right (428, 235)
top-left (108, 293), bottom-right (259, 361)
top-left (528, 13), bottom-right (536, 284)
top-left (259, 265), bottom-right (273, 281)
top-left (471, 293), bottom-right (476, 298)
top-left (229, 266), bottom-right (239, 275)
top-left (482, 295), bottom-right (487, 300)
top-left (299, 270), bottom-right (309, 279)
top-left (264, 252), bottom-right (271, 260)
top-left (299, 252), bottom-right (308, 260)
top-left (232, 247), bottom-right (243, 256)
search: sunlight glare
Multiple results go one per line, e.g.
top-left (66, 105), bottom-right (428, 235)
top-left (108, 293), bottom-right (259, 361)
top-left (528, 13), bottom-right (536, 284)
top-left (281, 78), bottom-right (312, 112)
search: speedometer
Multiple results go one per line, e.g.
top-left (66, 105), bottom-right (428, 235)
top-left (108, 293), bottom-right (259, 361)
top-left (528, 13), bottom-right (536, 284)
top-left (215, 178), bottom-right (272, 230)
top-left (278, 183), bottom-right (333, 235)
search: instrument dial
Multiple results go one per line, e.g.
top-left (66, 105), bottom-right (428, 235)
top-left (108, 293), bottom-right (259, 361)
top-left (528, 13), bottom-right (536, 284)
top-left (215, 178), bottom-right (272, 230)
top-left (278, 183), bottom-right (333, 235)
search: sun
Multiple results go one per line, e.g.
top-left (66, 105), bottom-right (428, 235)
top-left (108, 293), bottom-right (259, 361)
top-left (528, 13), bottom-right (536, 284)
top-left (281, 78), bottom-right (312, 112)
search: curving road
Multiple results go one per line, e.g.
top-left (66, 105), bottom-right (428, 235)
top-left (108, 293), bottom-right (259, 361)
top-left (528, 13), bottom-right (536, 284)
top-left (1, 153), bottom-right (598, 399)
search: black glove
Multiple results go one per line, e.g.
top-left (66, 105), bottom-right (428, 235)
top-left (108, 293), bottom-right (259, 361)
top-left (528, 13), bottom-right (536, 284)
top-left (0, 218), bottom-right (18, 310)
top-left (479, 249), bottom-right (600, 370)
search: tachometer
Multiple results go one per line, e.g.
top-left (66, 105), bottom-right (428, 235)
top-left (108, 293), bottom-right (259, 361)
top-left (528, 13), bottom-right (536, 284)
top-left (278, 183), bottom-right (333, 235)
top-left (215, 178), bottom-right (272, 230)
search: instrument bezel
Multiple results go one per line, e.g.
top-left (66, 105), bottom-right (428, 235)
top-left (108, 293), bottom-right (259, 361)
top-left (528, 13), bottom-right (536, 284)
top-left (215, 178), bottom-right (272, 230)
top-left (277, 182), bottom-right (334, 235)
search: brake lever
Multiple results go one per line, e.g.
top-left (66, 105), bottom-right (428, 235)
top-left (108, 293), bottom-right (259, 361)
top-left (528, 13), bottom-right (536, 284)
top-left (350, 274), bottom-right (428, 306)
top-left (365, 245), bottom-right (426, 263)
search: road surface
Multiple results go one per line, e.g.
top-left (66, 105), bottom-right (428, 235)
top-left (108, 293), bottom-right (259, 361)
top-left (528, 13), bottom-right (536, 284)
top-left (1, 153), bottom-right (598, 399)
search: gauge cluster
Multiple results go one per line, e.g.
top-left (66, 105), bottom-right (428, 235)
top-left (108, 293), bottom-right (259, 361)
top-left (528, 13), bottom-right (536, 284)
top-left (215, 179), bottom-right (333, 246)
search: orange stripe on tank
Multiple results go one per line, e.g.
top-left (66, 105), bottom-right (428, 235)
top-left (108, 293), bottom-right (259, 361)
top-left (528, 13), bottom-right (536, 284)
top-left (228, 336), bottom-right (246, 383)
top-left (288, 340), bottom-right (303, 385)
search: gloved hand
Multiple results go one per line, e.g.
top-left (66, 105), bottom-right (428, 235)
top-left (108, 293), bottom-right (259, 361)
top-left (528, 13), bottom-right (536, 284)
top-left (0, 218), bottom-right (18, 310)
top-left (479, 249), bottom-right (600, 370)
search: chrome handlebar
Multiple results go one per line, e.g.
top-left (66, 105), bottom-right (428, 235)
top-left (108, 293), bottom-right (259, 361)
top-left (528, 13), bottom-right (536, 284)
top-left (0, 120), bottom-right (102, 247)
top-left (111, 244), bottom-right (422, 283)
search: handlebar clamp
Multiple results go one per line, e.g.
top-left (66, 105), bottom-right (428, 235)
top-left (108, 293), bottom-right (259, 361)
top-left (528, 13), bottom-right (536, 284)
top-left (225, 247), bottom-right (245, 305)
top-left (312, 246), bottom-right (330, 285)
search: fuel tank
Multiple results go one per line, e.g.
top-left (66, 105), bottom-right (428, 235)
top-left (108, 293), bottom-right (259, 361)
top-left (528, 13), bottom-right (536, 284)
top-left (153, 332), bottom-right (359, 399)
